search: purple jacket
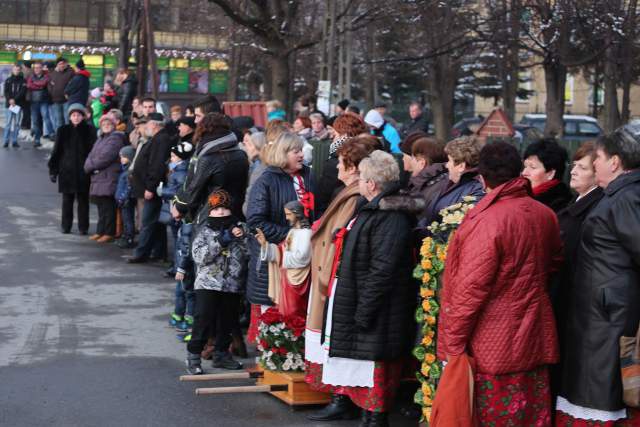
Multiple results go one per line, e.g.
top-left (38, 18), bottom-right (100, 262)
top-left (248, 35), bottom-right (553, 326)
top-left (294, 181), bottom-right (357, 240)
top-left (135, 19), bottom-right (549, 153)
top-left (84, 131), bottom-right (126, 197)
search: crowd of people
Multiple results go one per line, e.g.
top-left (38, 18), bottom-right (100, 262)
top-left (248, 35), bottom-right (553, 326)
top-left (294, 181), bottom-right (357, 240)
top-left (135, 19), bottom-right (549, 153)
top-left (5, 57), bottom-right (640, 427)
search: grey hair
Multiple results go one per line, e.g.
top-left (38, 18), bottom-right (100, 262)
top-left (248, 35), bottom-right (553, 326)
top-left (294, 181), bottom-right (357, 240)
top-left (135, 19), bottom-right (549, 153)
top-left (149, 120), bottom-right (165, 128)
top-left (250, 132), bottom-right (267, 152)
top-left (309, 113), bottom-right (325, 122)
top-left (358, 150), bottom-right (400, 190)
top-left (597, 123), bottom-right (640, 170)
top-left (109, 109), bottom-right (123, 122)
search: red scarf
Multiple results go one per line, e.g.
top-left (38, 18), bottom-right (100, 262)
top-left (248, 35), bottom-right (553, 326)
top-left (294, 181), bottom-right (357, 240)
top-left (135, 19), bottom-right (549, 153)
top-left (292, 173), bottom-right (315, 217)
top-left (532, 179), bottom-right (560, 196)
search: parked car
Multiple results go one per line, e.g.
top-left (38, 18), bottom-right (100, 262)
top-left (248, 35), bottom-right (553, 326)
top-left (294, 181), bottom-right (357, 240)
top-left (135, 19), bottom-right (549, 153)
top-left (519, 114), bottom-right (603, 140)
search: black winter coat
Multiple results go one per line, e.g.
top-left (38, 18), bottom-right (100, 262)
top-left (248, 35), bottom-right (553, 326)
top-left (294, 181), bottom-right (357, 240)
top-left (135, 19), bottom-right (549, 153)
top-left (130, 128), bottom-right (173, 196)
top-left (48, 122), bottom-right (97, 194)
top-left (246, 165), bottom-right (314, 306)
top-left (326, 184), bottom-right (419, 361)
top-left (117, 75), bottom-right (137, 118)
top-left (64, 70), bottom-right (91, 106)
top-left (561, 171), bottom-right (640, 411)
top-left (533, 181), bottom-right (573, 213)
top-left (174, 132), bottom-right (249, 222)
top-left (401, 114), bottom-right (430, 138)
top-left (3, 74), bottom-right (27, 107)
top-left (315, 154), bottom-right (341, 216)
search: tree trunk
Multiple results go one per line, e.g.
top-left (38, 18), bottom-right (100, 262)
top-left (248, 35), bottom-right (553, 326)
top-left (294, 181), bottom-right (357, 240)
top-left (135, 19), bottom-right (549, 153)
top-left (227, 24), bottom-right (241, 101)
top-left (621, 0), bottom-right (637, 124)
top-left (365, 30), bottom-right (376, 108)
top-left (602, 46), bottom-right (621, 133)
top-left (143, 0), bottom-right (158, 100)
top-left (543, 59), bottom-right (567, 138)
top-left (117, 0), bottom-right (134, 69)
top-left (136, 16), bottom-right (147, 97)
top-left (428, 57), bottom-right (457, 142)
top-left (270, 53), bottom-right (291, 108)
top-left (500, 0), bottom-right (521, 123)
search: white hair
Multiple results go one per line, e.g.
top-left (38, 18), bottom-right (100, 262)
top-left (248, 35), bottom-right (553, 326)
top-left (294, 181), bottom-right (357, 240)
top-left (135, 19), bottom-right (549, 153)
top-left (358, 150), bottom-right (399, 189)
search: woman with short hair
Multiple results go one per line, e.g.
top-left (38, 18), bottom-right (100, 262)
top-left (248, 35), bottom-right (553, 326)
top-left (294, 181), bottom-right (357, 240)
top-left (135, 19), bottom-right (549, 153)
top-left (309, 113), bottom-right (330, 142)
top-left (402, 135), bottom-right (448, 214)
top-left (522, 138), bottom-right (572, 212)
top-left (246, 132), bottom-right (314, 309)
top-left (439, 141), bottom-right (563, 426)
top-left (309, 150), bottom-right (420, 426)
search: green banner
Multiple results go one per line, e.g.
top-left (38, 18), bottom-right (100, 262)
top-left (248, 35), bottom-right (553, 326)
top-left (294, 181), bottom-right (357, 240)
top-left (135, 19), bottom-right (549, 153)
top-left (87, 67), bottom-right (104, 89)
top-left (209, 70), bottom-right (228, 94)
top-left (66, 54), bottom-right (82, 66)
top-left (157, 57), bottom-right (170, 70)
top-left (190, 59), bottom-right (208, 69)
top-left (169, 69), bottom-right (189, 93)
top-left (0, 51), bottom-right (17, 64)
top-left (104, 55), bottom-right (117, 68)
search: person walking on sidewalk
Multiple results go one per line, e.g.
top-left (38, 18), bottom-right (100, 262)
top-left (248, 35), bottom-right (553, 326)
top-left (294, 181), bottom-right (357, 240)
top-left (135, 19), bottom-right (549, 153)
top-left (48, 104), bottom-right (97, 234)
top-left (26, 62), bottom-right (52, 147)
top-left (3, 64), bottom-right (26, 148)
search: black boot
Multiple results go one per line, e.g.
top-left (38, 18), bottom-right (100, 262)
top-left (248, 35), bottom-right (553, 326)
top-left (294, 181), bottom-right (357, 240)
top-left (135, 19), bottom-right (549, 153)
top-left (360, 409), bottom-right (371, 427)
top-left (367, 411), bottom-right (389, 427)
top-left (306, 394), bottom-right (358, 421)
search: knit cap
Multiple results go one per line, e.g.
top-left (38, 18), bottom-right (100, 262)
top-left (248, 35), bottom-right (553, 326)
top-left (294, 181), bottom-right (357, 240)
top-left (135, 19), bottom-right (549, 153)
top-left (119, 146), bottom-right (136, 162)
top-left (208, 189), bottom-right (232, 210)
top-left (171, 141), bottom-right (194, 160)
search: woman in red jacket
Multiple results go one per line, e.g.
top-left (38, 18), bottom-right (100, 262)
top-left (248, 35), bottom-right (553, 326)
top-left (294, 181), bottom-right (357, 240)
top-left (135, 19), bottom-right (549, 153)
top-left (438, 141), bottom-right (563, 426)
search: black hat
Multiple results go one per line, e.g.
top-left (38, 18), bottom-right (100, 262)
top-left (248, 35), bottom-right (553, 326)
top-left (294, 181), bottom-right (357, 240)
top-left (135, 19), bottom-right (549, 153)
top-left (76, 59), bottom-right (85, 70)
top-left (176, 116), bottom-right (196, 129)
top-left (337, 99), bottom-right (350, 110)
top-left (138, 112), bottom-right (164, 124)
top-left (171, 141), bottom-right (194, 160)
top-left (56, 57), bottom-right (68, 64)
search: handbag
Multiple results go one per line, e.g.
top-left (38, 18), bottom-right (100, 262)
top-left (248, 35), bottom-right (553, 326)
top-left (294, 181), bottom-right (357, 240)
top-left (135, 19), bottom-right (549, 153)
top-left (620, 323), bottom-right (640, 408)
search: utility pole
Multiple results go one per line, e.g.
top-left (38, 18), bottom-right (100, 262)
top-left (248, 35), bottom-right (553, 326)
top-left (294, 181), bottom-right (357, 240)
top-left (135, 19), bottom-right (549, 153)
top-left (336, 0), bottom-right (352, 101)
top-left (319, 0), bottom-right (337, 110)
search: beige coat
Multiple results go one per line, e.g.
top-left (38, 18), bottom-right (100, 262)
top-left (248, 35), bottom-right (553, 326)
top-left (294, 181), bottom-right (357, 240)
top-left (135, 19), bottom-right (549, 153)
top-left (307, 181), bottom-right (361, 331)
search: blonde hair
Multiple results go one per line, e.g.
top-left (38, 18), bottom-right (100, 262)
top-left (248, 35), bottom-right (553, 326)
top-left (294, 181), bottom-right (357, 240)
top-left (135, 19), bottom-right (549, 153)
top-left (444, 135), bottom-right (482, 167)
top-left (266, 99), bottom-right (283, 111)
top-left (265, 119), bottom-right (289, 143)
top-left (263, 132), bottom-right (304, 168)
top-left (358, 150), bottom-right (399, 190)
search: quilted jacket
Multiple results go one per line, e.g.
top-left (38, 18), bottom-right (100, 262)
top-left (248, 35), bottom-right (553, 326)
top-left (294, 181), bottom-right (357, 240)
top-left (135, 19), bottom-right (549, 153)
top-left (438, 177), bottom-right (563, 374)
top-left (561, 170), bottom-right (640, 411)
top-left (174, 222), bottom-right (195, 289)
top-left (174, 132), bottom-right (248, 222)
top-left (422, 169), bottom-right (485, 227)
top-left (246, 165), bottom-right (314, 306)
top-left (83, 131), bottom-right (126, 197)
top-left (327, 183), bottom-right (420, 361)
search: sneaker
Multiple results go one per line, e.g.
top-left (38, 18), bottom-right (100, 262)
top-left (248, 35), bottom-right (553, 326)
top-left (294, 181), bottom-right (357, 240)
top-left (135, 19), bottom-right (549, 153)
top-left (116, 237), bottom-right (135, 249)
top-left (2, 143), bottom-right (8, 148)
top-left (212, 351), bottom-right (243, 370)
top-left (184, 315), bottom-right (194, 327)
top-left (12, 142), bottom-right (19, 148)
top-left (185, 353), bottom-right (203, 375)
top-left (183, 333), bottom-right (191, 342)
top-left (176, 320), bottom-right (190, 333)
top-left (169, 313), bottom-right (182, 328)
top-left (34, 142), bottom-right (42, 148)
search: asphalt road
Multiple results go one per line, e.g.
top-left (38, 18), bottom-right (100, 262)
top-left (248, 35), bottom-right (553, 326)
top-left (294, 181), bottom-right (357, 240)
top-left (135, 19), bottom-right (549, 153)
top-left (0, 138), bottom-right (417, 427)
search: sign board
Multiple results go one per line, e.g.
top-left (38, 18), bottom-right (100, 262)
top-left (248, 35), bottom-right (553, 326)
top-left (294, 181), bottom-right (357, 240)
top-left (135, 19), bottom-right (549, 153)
top-left (104, 55), bottom-right (117, 69)
top-left (0, 51), bottom-right (17, 64)
top-left (209, 70), bottom-right (228, 94)
top-left (87, 67), bottom-right (104, 89)
top-left (190, 59), bottom-right (208, 69)
top-left (169, 69), bottom-right (189, 93)
top-left (157, 57), bottom-right (170, 70)
top-left (316, 80), bottom-right (331, 116)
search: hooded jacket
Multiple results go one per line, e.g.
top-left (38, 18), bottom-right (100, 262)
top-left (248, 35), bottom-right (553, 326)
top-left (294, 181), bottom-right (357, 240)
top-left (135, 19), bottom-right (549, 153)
top-left (325, 183), bottom-right (421, 360)
top-left (438, 177), bottom-right (563, 374)
top-left (174, 132), bottom-right (249, 222)
top-left (561, 170), bottom-right (640, 411)
top-left (65, 69), bottom-right (91, 106)
top-left (406, 162), bottom-right (449, 217)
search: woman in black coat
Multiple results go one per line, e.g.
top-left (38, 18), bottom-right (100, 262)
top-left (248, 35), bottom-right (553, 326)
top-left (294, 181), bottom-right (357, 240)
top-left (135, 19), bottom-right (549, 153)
top-left (557, 128), bottom-right (640, 424)
top-left (550, 142), bottom-right (603, 399)
top-left (309, 150), bottom-right (420, 426)
top-left (522, 138), bottom-right (572, 212)
top-left (246, 132), bottom-right (314, 307)
top-left (48, 103), bottom-right (96, 234)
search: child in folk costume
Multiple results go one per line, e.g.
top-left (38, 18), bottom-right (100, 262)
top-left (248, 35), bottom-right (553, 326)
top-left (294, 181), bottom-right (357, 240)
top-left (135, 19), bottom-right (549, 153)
top-left (185, 190), bottom-right (248, 375)
top-left (255, 200), bottom-right (311, 319)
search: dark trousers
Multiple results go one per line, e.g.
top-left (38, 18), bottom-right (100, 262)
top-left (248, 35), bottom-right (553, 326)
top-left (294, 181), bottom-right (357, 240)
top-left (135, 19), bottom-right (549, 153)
top-left (61, 192), bottom-right (89, 233)
top-left (187, 290), bottom-right (239, 355)
top-left (120, 200), bottom-right (136, 239)
top-left (134, 197), bottom-right (165, 258)
top-left (93, 196), bottom-right (116, 236)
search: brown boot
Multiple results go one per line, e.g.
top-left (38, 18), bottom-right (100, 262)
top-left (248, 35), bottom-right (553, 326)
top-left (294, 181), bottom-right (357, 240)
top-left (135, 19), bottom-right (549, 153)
top-left (201, 337), bottom-right (215, 360)
top-left (89, 234), bottom-right (102, 241)
top-left (231, 333), bottom-right (248, 358)
top-left (97, 235), bottom-right (114, 243)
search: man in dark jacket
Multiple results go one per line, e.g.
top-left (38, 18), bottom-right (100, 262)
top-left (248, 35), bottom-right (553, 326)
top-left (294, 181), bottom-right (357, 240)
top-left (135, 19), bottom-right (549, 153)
top-left (559, 124), bottom-right (640, 421)
top-left (26, 61), bottom-right (51, 147)
top-left (3, 64), bottom-right (27, 147)
top-left (401, 102), bottom-right (430, 138)
top-left (116, 69), bottom-right (137, 119)
top-left (64, 60), bottom-right (91, 108)
top-left (47, 57), bottom-right (74, 130)
top-left (128, 113), bottom-right (173, 263)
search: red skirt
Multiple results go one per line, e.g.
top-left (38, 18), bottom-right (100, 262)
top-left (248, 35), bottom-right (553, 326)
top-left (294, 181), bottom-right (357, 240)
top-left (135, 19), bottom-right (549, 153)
top-left (475, 365), bottom-right (552, 426)
top-left (555, 408), bottom-right (640, 426)
top-left (247, 304), bottom-right (262, 344)
top-left (304, 359), bottom-right (404, 412)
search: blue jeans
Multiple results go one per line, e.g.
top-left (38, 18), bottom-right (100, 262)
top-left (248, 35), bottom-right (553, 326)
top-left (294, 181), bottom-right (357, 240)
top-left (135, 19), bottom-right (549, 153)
top-left (174, 281), bottom-right (195, 318)
top-left (134, 197), bottom-right (166, 258)
top-left (49, 103), bottom-right (64, 132)
top-left (121, 200), bottom-right (136, 239)
top-left (63, 102), bottom-right (71, 124)
top-left (3, 108), bottom-right (22, 145)
top-left (30, 101), bottom-right (52, 143)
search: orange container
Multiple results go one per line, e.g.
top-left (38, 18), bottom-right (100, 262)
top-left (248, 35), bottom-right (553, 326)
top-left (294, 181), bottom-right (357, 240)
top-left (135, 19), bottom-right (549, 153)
top-left (223, 102), bottom-right (268, 128)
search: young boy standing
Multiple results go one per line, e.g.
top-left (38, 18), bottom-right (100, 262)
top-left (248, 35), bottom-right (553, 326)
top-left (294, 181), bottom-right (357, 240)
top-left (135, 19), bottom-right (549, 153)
top-left (115, 146), bottom-right (136, 248)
